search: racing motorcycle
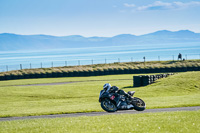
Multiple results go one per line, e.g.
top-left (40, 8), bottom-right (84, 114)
top-left (99, 89), bottom-right (146, 112)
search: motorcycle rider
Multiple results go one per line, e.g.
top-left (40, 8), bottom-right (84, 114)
top-left (103, 83), bottom-right (132, 100)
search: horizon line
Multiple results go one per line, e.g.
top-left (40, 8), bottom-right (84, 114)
top-left (0, 29), bottom-right (198, 38)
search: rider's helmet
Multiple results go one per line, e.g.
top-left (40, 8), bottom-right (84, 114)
top-left (103, 83), bottom-right (111, 91)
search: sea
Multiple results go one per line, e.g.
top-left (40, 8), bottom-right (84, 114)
top-left (0, 42), bottom-right (200, 72)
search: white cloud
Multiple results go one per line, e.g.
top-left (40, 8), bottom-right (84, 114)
top-left (138, 1), bottom-right (172, 11)
top-left (135, 1), bottom-right (200, 11)
top-left (124, 3), bottom-right (136, 8)
top-left (174, 1), bottom-right (200, 8)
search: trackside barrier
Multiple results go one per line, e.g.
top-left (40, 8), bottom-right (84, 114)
top-left (133, 73), bottom-right (174, 87)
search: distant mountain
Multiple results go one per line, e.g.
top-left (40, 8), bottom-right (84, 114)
top-left (0, 30), bottom-right (200, 51)
top-left (142, 30), bottom-right (200, 43)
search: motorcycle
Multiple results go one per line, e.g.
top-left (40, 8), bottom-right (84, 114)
top-left (99, 89), bottom-right (146, 112)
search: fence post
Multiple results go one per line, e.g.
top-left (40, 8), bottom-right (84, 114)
top-left (41, 62), bottom-right (43, 68)
top-left (105, 58), bottom-right (107, 64)
top-left (30, 63), bottom-right (32, 69)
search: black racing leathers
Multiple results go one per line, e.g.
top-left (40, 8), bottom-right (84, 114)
top-left (110, 86), bottom-right (132, 99)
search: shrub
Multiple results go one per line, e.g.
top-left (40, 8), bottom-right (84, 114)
top-left (0, 73), bottom-right (5, 80)
top-left (46, 70), bottom-right (53, 78)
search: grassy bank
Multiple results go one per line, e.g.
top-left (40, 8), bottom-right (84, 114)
top-left (0, 71), bottom-right (200, 117)
top-left (1, 110), bottom-right (199, 133)
top-left (1, 59), bottom-right (200, 80)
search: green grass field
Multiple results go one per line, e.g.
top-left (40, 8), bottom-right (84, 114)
top-left (1, 110), bottom-right (200, 133)
top-left (0, 71), bottom-right (200, 117)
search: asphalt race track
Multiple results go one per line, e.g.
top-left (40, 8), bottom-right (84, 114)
top-left (1, 106), bottom-right (200, 122)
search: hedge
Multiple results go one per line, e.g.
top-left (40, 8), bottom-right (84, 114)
top-left (0, 66), bottom-right (200, 81)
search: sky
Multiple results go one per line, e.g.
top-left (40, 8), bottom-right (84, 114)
top-left (0, 0), bottom-right (200, 37)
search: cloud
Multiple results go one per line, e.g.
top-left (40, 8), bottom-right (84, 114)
top-left (173, 1), bottom-right (200, 8)
top-left (124, 3), bottom-right (136, 8)
top-left (138, 1), bottom-right (173, 11)
top-left (124, 1), bottom-right (200, 11)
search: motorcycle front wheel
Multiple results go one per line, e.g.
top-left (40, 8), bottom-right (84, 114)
top-left (132, 97), bottom-right (146, 111)
top-left (101, 98), bottom-right (117, 112)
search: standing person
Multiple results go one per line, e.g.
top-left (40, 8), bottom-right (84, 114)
top-left (178, 53), bottom-right (182, 60)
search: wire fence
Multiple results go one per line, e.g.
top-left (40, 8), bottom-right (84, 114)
top-left (1, 53), bottom-right (200, 72)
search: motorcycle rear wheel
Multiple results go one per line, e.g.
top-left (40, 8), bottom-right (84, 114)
top-left (132, 97), bottom-right (146, 111)
top-left (101, 98), bottom-right (117, 112)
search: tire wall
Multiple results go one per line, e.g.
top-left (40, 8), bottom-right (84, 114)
top-left (133, 73), bottom-right (174, 87)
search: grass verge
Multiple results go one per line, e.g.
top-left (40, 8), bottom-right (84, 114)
top-left (0, 110), bottom-right (200, 133)
top-left (0, 72), bottom-right (200, 117)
